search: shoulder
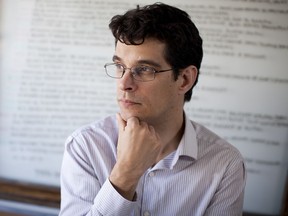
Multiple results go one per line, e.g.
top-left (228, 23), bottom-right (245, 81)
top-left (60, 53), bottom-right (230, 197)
top-left (70, 115), bottom-right (117, 137)
top-left (190, 120), bottom-right (244, 165)
top-left (61, 115), bottom-right (118, 185)
top-left (65, 115), bottom-right (118, 150)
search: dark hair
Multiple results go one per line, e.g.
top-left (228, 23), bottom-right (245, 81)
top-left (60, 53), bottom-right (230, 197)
top-left (109, 3), bottom-right (203, 101)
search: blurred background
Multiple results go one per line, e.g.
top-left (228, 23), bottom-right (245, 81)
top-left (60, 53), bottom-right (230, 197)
top-left (0, 0), bottom-right (287, 215)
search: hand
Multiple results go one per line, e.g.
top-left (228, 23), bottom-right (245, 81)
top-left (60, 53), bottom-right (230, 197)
top-left (116, 113), bottom-right (162, 175)
top-left (109, 113), bottom-right (163, 200)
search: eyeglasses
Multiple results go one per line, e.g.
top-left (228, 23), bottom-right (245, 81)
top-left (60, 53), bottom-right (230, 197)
top-left (104, 63), bottom-right (173, 82)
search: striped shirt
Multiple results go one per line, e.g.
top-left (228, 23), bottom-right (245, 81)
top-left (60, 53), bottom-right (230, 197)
top-left (60, 114), bottom-right (246, 216)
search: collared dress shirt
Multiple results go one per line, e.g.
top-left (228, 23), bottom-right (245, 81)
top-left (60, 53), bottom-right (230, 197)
top-left (59, 113), bottom-right (246, 216)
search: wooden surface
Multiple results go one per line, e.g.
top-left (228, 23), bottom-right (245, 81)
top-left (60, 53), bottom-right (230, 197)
top-left (0, 179), bottom-right (60, 208)
top-left (0, 177), bottom-right (287, 216)
top-left (0, 211), bottom-right (28, 216)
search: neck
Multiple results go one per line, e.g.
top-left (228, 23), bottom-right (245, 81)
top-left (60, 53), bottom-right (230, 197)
top-left (155, 111), bottom-right (185, 162)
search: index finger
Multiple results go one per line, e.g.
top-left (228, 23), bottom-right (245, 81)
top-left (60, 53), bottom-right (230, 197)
top-left (116, 113), bottom-right (126, 132)
top-left (126, 116), bottom-right (140, 127)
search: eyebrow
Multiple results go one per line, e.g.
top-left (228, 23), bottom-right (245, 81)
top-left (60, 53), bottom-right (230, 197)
top-left (112, 55), bottom-right (162, 68)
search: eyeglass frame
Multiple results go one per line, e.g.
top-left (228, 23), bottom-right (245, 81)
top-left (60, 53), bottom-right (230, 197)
top-left (104, 62), bottom-right (174, 82)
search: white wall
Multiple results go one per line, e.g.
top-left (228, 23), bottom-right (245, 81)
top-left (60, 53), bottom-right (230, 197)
top-left (0, 0), bottom-right (287, 215)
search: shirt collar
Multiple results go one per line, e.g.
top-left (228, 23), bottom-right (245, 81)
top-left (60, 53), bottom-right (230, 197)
top-left (151, 112), bottom-right (198, 171)
top-left (170, 112), bottom-right (198, 167)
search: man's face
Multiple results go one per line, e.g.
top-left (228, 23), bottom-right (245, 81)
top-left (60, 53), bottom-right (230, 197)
top-left (114, 38), bottom-right (183, 125)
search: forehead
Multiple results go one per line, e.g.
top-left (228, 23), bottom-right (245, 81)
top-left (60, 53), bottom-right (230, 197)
top-left (114, 39), bottom-right (168, 66)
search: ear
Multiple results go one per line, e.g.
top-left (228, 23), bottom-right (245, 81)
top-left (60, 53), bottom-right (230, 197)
top-left (177, 65), bottom-right (198, 95)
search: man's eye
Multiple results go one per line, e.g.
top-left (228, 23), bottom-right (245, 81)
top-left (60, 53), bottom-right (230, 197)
top-left (115, 64), bottom-right (123, 70)
top-left (134, 66), bottom-right (152, 74)
top-left (114, 64), bottom-right (124, 74)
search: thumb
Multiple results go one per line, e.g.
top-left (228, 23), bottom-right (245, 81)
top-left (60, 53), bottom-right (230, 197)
top-left (116, 113), bottom-right (126, 132)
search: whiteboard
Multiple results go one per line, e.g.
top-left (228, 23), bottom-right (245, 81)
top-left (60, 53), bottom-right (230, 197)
top-left (0, 0), bottom-right (287, 215)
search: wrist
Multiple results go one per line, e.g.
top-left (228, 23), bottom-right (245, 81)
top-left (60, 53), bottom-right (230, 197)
top-left (109, 164), bottom-right (140, 201)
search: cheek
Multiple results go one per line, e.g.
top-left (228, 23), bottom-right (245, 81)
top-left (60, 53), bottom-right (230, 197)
top-left (150, 83), bottom-right (177, 106)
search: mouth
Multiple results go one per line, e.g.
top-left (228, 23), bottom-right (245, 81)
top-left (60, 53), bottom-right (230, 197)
top-left (118, 99), bottom-right (141, 108)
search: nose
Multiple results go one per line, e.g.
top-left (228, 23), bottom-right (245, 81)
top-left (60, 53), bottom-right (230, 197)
top-left (117, 68), bottom-right (137, 91)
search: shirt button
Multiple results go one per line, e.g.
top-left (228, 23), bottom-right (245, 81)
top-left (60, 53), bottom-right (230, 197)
top-left (143, 211), bottom-right (150, 216)
top-left (149, 172), bottom-right (155, 177)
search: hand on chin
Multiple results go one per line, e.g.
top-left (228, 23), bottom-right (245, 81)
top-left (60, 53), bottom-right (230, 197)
top-left (119, 111), bottom-right (141, 122)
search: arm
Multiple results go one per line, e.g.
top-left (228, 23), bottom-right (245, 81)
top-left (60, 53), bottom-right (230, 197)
top-left (204, 157), bottom-right (246, 216)
top-left (59, 136), bottom-right (137, 216)
top-left (109, 113), bottom-right (163, 200)
top-left (59, 114), bottom-right (163, 215)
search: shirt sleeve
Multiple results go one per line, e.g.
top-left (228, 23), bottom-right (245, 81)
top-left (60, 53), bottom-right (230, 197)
top-left (59, 136), bottom-right (137, 216)
top-left (204, 155), bottom-right (247, 216)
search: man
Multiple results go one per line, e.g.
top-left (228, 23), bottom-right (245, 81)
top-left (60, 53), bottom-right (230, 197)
top-left (60, 3), bottom-right (246, 216)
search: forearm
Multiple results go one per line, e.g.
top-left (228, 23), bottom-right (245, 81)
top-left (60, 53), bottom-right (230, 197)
top-left (111, 114), bottom-right (162, 201)
top-left (60, 140), bottom-right (137, 216)
top-left (109, 162), bottom-right (141, 201)
top-left (60, 178), bottom-right (137, 216)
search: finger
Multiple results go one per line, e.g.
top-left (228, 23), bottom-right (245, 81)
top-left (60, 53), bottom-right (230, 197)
top-left (126, 116), bottom-right (140, 127)
top-left (148, 125), bottom-right (155, 133)
top-left (116, 113), bottom-right (126, 132)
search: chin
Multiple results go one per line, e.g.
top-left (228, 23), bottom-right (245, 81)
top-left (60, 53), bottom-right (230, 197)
top-left (119, 111), bottom-right (133, 121)
top-left (119, 111), bottom-right (143, 122)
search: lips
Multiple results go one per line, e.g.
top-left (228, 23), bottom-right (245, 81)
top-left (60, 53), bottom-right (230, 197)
top-left (118, 98), bottom-right (141, 107)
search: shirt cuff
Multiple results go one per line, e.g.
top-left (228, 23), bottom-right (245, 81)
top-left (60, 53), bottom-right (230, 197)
top-left (94, 179), bottom-right (137, 215)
